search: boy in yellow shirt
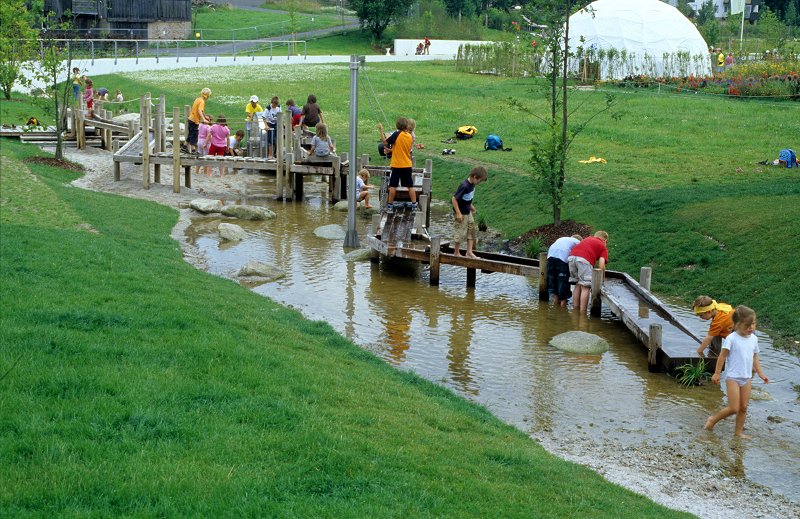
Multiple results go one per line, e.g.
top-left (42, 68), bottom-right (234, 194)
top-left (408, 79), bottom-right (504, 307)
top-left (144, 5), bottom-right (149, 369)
top-left (692, 295), bottom-right (734, 356)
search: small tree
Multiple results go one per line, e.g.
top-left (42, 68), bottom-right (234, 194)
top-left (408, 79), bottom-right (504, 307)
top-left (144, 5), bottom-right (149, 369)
top-left (29, 8), bottom-right (76, 161)
top-left (513, 0), bottom-right (616, 226)
top-left (349, 0), bottom-right (413, 40)
top-left (696, 0), bottom-right (717, 26)
top-left (0, 0), bottom-right (38, 100)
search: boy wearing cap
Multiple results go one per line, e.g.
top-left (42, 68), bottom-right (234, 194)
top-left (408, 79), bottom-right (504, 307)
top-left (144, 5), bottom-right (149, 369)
top-left (245, 95), bottom-right (263, 140)
top-left (692, 296), bottom-right (734, 357)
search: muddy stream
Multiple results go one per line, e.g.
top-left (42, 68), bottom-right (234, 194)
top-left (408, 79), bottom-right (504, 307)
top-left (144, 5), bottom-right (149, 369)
top-left (184, 175), bottom-right (800, 513)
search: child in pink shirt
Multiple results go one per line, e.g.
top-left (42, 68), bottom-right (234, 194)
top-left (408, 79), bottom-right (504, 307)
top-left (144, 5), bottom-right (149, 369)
top-left (195, 119), bottom-right (212, 176)
top-left (208, 115), bottom-right (230, 176)
top-left (84, 78), bottom-right (94, 119)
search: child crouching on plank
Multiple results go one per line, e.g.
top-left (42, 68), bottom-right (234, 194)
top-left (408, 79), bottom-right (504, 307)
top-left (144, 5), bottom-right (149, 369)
top-left (693, 296), bottom-right (734, 357)
top-left (705, 305), bottom-right (768, 438)
top-left (356, 169), bottom-right (374, 209)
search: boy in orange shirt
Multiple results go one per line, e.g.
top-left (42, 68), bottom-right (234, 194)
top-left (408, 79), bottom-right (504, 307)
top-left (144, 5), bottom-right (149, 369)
top-left (382, 117), bottom-right (416, 213)
top-left (692, 296), bottom-right (734, 356)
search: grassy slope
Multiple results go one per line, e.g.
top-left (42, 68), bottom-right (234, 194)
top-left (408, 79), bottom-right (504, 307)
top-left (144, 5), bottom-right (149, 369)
top-left (0, 140), bottom-right (687, 516)
top-left (194, 5), bottom-right (345, 40)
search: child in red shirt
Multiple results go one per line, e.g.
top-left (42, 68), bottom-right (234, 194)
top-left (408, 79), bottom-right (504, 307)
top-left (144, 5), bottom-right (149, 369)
top-left (568, 231), bottom-right (609, 314)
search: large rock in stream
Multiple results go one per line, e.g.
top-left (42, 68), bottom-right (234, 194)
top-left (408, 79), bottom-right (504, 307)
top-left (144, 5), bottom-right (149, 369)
top-left (221, 204), bottom-right (275, 220)
top-left (218, 223), bottom-right (247, 241)
top-left (237, 261), bottom-right (285, 282)
top-left (314, 224), bottom-right (346, 239)
top-left (549, 331), bottom-right (610, 354)
top-left (190, 198), bottom-right (223, 214)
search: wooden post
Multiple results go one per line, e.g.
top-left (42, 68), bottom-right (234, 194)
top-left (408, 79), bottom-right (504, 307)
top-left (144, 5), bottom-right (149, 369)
top-left (640, 267), bottom-right (652, 290)
top-left (648, 324), bottom-right (662, 372)
top-left (276, 113), bottom-right (285, 197)
top-left (184, 166), bottom-right (191, 188)
top-left (590, 268), bottom-right (603, 316)
top-left (141, 93), bottom-right (150, 189)
top-left (538, 252), bottom-right (549, 301)
top-left (283, 152), bottom-right (293, 200)
top-left (172, 106), bottom-right (181, 193)
top-left (466, 267), bottom-right (476, 288)
top-left (183, 105), bottom-right (190, 144)
top-left (416, 194), bottom-right (428, 235)
top-left (113, 160), bottom-right (121, 181)
top-left (430, 236), bottom-right (441, 286)
top-left (127, 120), bottom-right (134, 140)
top-left (370, 213), bottom-right (381, 263)
top-left (639, 266), bottom-right (652, 318)
top-left (159, 96), bottom-right (166, 152)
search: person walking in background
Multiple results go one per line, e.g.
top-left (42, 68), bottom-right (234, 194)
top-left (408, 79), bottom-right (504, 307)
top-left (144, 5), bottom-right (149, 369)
top-left (451, 166), bottom-right (488, 258)
top-left (568, 231), bottom-right (609, 314)
top-left (547, 234), bottom-right (583, 307)
top-left (725, 52), bottom-right (735, 69)
top-left (424, 36), bottom-right (431, 55)
top-left (693, 296), bottom-right (734, 357)
top-left (705, 305), bottom-right (768, 438)
top-left (187, 88), bottom-right (212, 155)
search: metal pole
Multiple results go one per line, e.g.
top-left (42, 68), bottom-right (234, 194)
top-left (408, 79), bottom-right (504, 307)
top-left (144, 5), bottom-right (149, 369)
top-left (344, 55), bottom-right (362, 248)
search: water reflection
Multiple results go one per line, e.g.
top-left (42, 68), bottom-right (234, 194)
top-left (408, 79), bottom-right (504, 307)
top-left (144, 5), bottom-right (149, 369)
top-left (185, 174), bottom-right (800, 503)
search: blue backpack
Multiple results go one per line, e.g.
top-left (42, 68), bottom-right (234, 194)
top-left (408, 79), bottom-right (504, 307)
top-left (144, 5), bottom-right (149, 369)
top-left (484, 134), bottom-right (510, 151)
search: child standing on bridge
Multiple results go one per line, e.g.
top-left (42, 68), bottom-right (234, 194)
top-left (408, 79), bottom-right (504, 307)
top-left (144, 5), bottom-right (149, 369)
top-left (208, 114), bottom-right (230, 177)
top-left (705, 305), bottom-right (768, 438)
top-left (452, 166), bottom-right (488, 258)
top-left (547, 234), bottom-right (583, 307)
top-left (83, 78), bottom-right (94, 119)
top-left (383, 117), bottom-right (416, 213)
top-left (692, 296), bottom-right (734, 357)
top-left (195, 117), bottom-right (212, 177)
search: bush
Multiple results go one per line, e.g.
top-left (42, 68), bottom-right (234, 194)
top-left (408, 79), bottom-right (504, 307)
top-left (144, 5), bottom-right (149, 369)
top-left (524, 238), bottom-right (543, 258)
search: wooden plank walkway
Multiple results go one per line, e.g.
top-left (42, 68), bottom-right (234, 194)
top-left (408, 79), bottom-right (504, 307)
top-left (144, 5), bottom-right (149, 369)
top-left (367, 219), bottom-right (703, 372)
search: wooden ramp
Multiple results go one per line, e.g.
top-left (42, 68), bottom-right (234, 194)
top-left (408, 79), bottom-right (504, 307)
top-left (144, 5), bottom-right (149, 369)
top-left (601, 271), bottom-right (703, 371)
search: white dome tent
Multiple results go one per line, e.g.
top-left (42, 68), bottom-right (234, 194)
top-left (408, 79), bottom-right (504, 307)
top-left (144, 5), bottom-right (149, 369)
top-left (567, 0), bottom-right (712, 79)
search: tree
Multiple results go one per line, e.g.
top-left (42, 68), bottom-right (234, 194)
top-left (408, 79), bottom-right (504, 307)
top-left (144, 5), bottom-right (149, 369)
top-left (349, 0), bottom-right (414, 40)
top-left (785, 0), bottom-right (800, 26)
top-left (676, 0), bottom-right (695, 18)
top-left (696, 0), bottom-right (716, 26)
top-left (513, 0), bottom-right (616, 226)
top-left (29, 7), bottom-right (76, 161)
top-left (0, 0), bottom-right (38, 100)
top-left (444, 0), bottom-right (481, 19)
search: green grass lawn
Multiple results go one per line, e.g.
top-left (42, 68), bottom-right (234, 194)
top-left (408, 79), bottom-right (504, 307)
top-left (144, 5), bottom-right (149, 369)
top-left (194, 5), bottom-right (346, 40)
top-left (0, 140), bottom-right (690, 516)
top-left (68, 61), bottom-right (800, 346)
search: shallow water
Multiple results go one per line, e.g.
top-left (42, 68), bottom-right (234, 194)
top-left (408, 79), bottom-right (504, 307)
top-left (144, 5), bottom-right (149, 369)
top-left (185, 175), bottom-right (800, 503)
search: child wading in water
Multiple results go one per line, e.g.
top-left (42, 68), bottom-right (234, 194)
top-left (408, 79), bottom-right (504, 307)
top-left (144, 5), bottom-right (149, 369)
top-left (705, 305), bottom-right (769, 438)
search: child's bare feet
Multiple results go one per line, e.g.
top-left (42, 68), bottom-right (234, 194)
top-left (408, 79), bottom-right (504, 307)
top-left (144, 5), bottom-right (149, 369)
top-left (466, 252), bottom-right (478, 259)
top-left (365, 204), bottom-right (373, 209)
top-left (704, 417), bottom-right (715, 431)
top-left (735, 432), bottom-right (752, 439)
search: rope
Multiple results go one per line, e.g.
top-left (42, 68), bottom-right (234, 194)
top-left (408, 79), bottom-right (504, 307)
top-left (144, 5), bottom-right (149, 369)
top-left (361, 69), bottom-right (391, 129)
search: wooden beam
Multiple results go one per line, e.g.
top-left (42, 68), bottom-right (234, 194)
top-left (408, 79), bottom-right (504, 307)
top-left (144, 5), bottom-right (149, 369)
top-left (429, 237), bottom-right (441, 286)
top-left (172, 106), bottom-right (181, 193)
top-left (538, 252), bottom-right (548, 301)
top-left (590, 268), bottom-right (603, 316)
top-left (648, 323), bottom-right (663, 372)
top-left (466, 267), bottom-right (476, 288)
top-left (141, 93), bottom-right (150, 190)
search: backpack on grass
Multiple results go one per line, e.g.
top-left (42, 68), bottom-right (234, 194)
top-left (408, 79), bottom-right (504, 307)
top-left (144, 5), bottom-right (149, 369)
top-left (455, 125), bottom-right (477, 139)
top-left (484, 133), bottom-right (511, 151)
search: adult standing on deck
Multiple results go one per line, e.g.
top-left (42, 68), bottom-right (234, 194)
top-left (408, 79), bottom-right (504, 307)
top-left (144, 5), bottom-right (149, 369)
top-left (187, 88), bottom-right (212, 154)
top-left (568, 231), bottom-right (609, 315)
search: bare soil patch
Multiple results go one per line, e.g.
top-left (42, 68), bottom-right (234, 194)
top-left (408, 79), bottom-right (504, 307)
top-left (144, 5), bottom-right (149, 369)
top-left (508, 220), bottom-right (593, 251)
top-left (29, 156), bottom-right (85, 173)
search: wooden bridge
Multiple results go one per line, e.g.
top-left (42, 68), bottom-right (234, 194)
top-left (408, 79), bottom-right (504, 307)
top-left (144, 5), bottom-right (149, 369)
top-left (365, 170), bottom-right (703, 373)
top-left (110, 93), bottom-right (349, 199)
